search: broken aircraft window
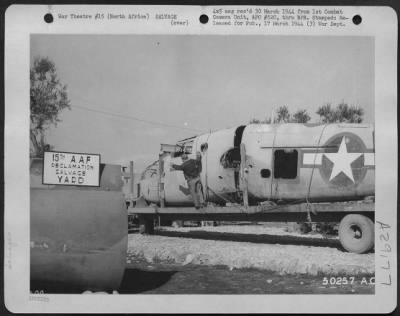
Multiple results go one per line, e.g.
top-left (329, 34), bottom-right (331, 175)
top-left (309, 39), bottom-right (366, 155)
top-left (200, 142), bottom-right (208, 152)
top-left (273, 149), bottom-right (298, 179)
top-left (220, 148), bottom-right (241, 169)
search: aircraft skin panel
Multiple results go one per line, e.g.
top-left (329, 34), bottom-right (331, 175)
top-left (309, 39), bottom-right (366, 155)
top-left (140, 177), bottom-right (159, 204)
top-left (270, 168), bottom-right (374, 201)
top-left (146, 127), bottom-right (239, 205)
top-left (242, 124), bottom-right (326, 201)
top-left (140, 160), bottom-right (160, 204)
top-left (241, 123), bottom-right (374, 202)
top-left (164, 155), bottom-right (193, 205)
top-left (273, 124), bottom-right (326, 148)
top-left (241, 126), bottom-right (274, 199)
top-left (141, 159), bottom-right (189, 205)
top-left (304, 124), bottom-right (375, 201)
top-left (196, 127), bottom-right (237, 202)
top-left (270, 167), bottom-right (310, 201)
top-left (306, 169), bottom-right (375, 201)
top-left (318, 124), bottom-right (374, 149)
top-left (245, 153), bottom-right (272, 199)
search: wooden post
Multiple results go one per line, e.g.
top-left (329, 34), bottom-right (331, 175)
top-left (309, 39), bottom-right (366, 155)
top-left (158, 153), bottom-right (165, 208)
top-left (139, 215), bottom-right (154, 235)
top-left (240, 143), bottom-right (249, 207)
top-left (129, 161), bottom-right (134, 202)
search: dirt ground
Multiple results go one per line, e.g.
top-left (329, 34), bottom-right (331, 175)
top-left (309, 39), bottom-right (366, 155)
top-left (128, 225), bottom-right (374, 274)
top-left (31, 223), bottom-right (374, 294)
top-left (121, 260), bottom-right (374, 294)
top-left (124, 223), bottom-right (374, 294)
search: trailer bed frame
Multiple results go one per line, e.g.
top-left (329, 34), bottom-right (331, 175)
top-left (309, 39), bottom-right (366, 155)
top-left (128, 200), bottom-right (374, 233)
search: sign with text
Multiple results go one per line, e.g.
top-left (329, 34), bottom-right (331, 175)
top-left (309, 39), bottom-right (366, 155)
top-left (43, 151), bottom-right (101, 186)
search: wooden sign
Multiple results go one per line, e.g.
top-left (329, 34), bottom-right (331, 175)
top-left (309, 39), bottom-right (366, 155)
top-left (43, 151), bottom-right (101, 186)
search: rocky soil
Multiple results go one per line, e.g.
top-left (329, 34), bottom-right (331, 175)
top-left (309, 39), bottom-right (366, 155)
top-left (127, 224), bottom-right (374, 276)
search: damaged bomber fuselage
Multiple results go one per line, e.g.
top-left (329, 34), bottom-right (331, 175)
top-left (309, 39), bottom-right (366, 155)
top-left (140, 123), bottom-right (375, 206)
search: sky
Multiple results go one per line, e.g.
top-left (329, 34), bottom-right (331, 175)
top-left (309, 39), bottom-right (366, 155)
top-left (31, 35), bottom-right (374, 172)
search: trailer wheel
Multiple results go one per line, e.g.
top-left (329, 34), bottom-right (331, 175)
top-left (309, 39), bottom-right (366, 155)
top-left (339, 214), bottom-right (374, 254)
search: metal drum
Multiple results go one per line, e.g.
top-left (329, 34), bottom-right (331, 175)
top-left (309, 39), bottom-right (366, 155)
top-left (30, 158), bottom-right (127, 292)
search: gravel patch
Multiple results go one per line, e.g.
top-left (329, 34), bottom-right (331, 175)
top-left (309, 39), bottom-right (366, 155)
top-left (128, 225), bottom-right (374, 276)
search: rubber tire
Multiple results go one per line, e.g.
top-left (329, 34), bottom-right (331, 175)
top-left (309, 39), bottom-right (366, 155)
top-left (339, 214), bottom-right (374, 254)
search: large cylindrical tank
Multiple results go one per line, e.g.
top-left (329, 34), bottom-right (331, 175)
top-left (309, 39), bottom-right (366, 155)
top-left (30, 158), bottom-right (127, 292)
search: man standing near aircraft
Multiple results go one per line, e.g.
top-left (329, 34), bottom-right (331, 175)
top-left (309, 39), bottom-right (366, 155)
top-left (171, 152), bottom-right (205, 209)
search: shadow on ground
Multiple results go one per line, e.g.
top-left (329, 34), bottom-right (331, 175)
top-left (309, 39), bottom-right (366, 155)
top-left (31, 269), bottom-right (177, 294)
top-left (118, 268), bottom-right (177, 294)
top-left (154, 229), bottom-right (343, 250)
top-left (121, 263), bottom-right (375, 294)
top-left (31, 281), bottom-right (85, 294)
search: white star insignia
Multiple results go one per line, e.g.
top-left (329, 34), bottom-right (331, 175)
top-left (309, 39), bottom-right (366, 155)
top-left (323, 136), bottom-right (363, 183)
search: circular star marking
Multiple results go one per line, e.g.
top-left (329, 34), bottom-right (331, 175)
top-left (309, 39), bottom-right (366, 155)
top-left (323, 136), bottom-right (363, 183)
top-left (319, 133), bottom-right (374, 187)
top-left (302, 133), bottom-right (375, 188)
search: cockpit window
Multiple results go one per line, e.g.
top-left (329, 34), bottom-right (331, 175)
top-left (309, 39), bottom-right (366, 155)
top-left (183, 144), bottom-right (193, 154)
top-left (173, 139), bottom-right (194, 157)
top-left (180, 140), bottom-right (193, 154)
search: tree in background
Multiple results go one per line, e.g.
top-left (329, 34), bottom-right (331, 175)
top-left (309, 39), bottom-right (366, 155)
top-left (249, 106), bottom-right (311, 124)
top-left (249, 117), bottom-right (271, 124)
top-left (316, 102), bottom-right (364, 123)
top-left (30, 57), bottom-right (70, 157)
top-left (315, 103), bottom-right (335, 123)
top-left (250, 101), bottom-right (364, 125)
top-left (292, 109), bottom-right (311, 123)
top-left (275, 105), bottom-right (290, 123)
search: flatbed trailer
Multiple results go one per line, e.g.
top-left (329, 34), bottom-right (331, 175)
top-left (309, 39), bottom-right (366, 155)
top-left (128, 199), bottom-right (375, 254)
